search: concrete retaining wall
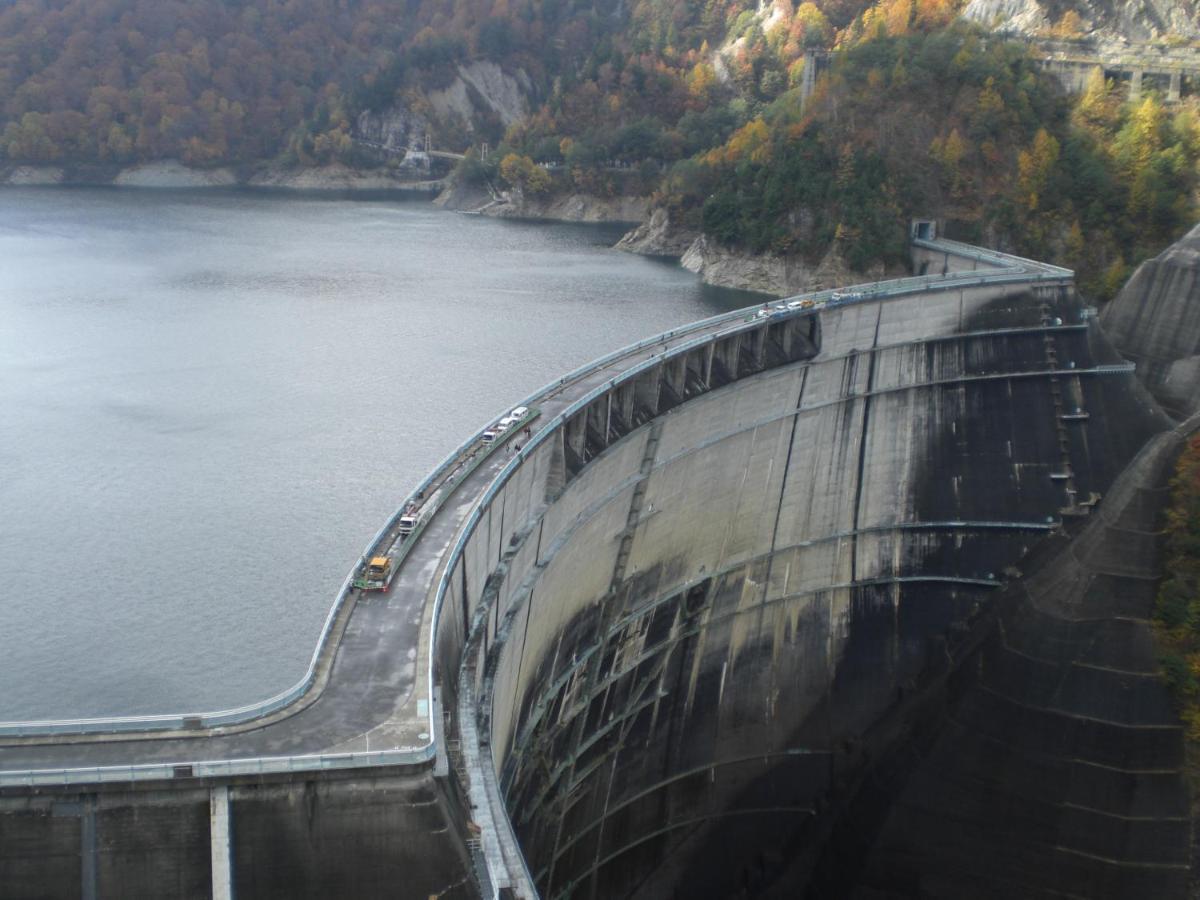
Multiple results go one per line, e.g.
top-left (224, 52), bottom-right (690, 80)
top-left (0, 769), bottom-right (474, 900)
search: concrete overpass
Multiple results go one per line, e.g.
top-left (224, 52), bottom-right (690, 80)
top-left (801, 38), bottom-right (1200, 107)
top-left (0, 229), bottom-right (1186, 898)
top-left (1031, 37), bottom-right (1200, 101)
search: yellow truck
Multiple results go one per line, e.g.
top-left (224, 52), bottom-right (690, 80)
top-left (354, 556), bottom-right (394, 591)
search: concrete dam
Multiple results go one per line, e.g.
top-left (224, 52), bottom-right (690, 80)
top-left (0, 233), bottom-right (1189, 899)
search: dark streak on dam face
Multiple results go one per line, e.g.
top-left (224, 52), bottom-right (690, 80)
top-left (469, 287), bottom-right (1172, 899)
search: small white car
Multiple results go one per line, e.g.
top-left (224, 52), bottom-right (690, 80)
top-left (510, 406), bottom-right (529, 419)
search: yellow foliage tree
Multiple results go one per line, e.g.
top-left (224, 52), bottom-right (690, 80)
top-left (930, 127), bottom-right (968, 190)
top-left (914, 0), bottom-right (956, 28)
top-left (724, 118), bottom-right (772, 165)
top-left (687, 62), bottom-right (717, 107)
top-left (883, 0), bottom-right (913, 36)
top-left (499, 152), bottom-right (552, 194)
top-left (1017, 127), bottom-right (1060, 211)
top-left (1052, 10), bottom-right (1084, 37)
top-left (1074, 66), bottom-right (1117, 133)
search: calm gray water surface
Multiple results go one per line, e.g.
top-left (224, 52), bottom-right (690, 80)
top-left (0, 187), bottom-right (756, 720)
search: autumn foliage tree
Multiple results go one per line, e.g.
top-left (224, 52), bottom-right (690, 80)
top-left (1155, 435), bottom-right (1200, 743)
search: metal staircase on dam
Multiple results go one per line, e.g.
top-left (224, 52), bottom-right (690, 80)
top-left (609, 423), bottom-right (663, 590)
top-left (1039, 298), bottom-right (1100, 517)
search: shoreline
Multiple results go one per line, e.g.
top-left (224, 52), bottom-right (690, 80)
top-left (1, 160), bottom-right (448, 194)
top-left (2, 164), bottom-right (846, 297)
top-left (2, 181), bottom-right (446, 201)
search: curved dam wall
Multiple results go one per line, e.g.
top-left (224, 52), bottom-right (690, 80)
top-left (446, 277), bottom-right (1170, 898)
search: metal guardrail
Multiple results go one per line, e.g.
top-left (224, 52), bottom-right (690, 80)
top-left (0, 238), bottom-right (1081, 787)
top-left (0, 744), bottom-right (437, 788)
top-left (0, 279), bottom-right (796, 742)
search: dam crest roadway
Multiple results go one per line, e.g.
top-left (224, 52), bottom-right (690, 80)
top-left (0, 226), bottom-right (1184, 900)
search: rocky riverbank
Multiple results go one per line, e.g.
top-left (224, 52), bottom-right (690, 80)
top-left (1, 160), bottom-right (444, 193)
top-left (677, 234), bottom-right (901, 296)
top-left (436, 180), bottom-right (894, 298)
top-left (435, 180), bottom-right (648, 223)
top-left (615, 207), bottom-right (902, 297)
top-left (5, 159), bottom-right (894, 298)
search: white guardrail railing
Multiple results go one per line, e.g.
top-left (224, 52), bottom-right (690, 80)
top-left (0, 239), bottom-right (1075, 787)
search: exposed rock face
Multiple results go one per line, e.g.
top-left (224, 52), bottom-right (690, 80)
top-left (358, 61), bottom-right (532, 154)
top-left (614, 207), bottom-right (698, 257)
top-left (432, 175), bottom-right (495, 211)
top-left (678, 234), bottom-right (899, 297)
top-left (1101, 222), bottom-right (1200, 417)
top-left (354, 105), bottom-right (431, 154)
top-left (2, 166), bottom-right (65, 185)
top-left (961, 0), bottom-right (1200, 41)
top-left (444, 61), bottom-right (531, 128)
top-left (113, 161), bottom-right (237, 188)
top-left (246, 162), bottom-right (441, 192)
top-left (2, 160), bottom-right (438, 191)
top-left (462, 187), bottom-right (648, 222)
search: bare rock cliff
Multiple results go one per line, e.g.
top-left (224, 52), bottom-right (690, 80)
top-left (614, 208), bottom-right (698, 257)
top-left (1101, 222), bottom-right (1200, 417)
top-left (356, 62), bottom-right (532, 153)
top-left (961, 0), bottom-right (1200, 42)
top-left (468, 187), bottom-right (648, 222)
top-left (678, 234), bottom-right (899, 297)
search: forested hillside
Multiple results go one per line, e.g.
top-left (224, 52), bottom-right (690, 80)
top-left (3, 0), bottom-right (1199, 297)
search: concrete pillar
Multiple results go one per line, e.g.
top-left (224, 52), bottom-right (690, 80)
top-left (585, 398), bottom-right (607, 448)
top-left (81, 797), bottom-right (97, 900)
top-left (780, 320), bottom-right (794, 358)
top-left (613, 383), bottom-right (634, 430)
top-left (566, 413), bottom-right (586, 458)
top-left (1130, 69), bottom-right (1143, 100)
top-left (800, 53), bottom-right (817, 109)
top-left (715, 335), bottom-right (740, 380)
top-left (210, 786), bottom-right (234, 900)
top-left (633, 370), bottom-right (660, 421)
top-left (663, 356), bottom-right (685, 399)
top-left (684, 349), bottom-right (706, 394)
top-left (1170, 71), bottom-right (1181, 102)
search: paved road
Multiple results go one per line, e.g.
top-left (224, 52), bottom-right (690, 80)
top-left (0, 240), bottom-right (1071, 777)
top-left (0, 310), bottom-right (761, 774)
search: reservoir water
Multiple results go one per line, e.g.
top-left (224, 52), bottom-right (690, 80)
top-left (0, 187), bottom-right (756, 720)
